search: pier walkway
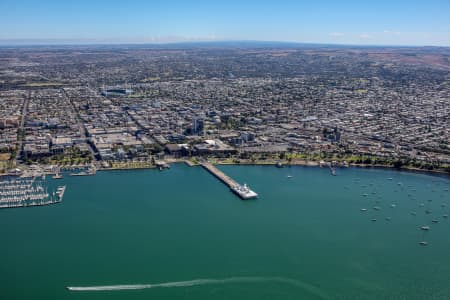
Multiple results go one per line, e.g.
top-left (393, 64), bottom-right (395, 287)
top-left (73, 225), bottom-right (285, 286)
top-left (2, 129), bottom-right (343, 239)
top-left (200, 161), bottom-right (258, 199)
top-left (201, 162), bottom-right (237, 188)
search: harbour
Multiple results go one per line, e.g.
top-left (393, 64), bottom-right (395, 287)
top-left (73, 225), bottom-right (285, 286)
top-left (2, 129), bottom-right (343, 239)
top-left (0, 165), bottom-right (449, 299)
top-left (0, 177), bottom-right (65, 209)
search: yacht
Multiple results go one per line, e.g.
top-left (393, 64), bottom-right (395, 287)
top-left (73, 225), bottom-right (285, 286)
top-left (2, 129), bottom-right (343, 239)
top-left (70, 171), bottom-right (87, 176)
top-left (56, 186), bottom-right (66, 200)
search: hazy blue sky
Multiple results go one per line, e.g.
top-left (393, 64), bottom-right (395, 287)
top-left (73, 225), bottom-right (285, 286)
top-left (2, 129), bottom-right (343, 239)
top-left (1, 0), bottom-right (449, 45)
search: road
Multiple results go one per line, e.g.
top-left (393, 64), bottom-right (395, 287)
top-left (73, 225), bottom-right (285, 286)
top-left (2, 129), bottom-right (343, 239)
top-left (60, 88), bottom-right (98, 164)
top-left (15, 91), bottom-right (30, 162)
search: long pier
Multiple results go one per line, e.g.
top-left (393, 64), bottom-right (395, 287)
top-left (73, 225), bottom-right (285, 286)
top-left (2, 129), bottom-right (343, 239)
top-left (201, 162), bottom-right (258, 199)
top-left (201, 162), bottom-right (238, 188)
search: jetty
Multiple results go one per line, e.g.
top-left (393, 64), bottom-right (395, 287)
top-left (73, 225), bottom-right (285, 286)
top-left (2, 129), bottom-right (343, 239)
top-left (155, 161), bottom-right (170, 170)
top-left (329, 164), bottom-right (336, 176)
top-left (69, 166), bottom-right (96, 176)
top-left (201, 162), bottom-right (257, 199)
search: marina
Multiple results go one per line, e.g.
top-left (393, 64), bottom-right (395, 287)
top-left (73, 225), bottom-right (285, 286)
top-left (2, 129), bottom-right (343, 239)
top-left (0, 178), bottom-right (65, 209)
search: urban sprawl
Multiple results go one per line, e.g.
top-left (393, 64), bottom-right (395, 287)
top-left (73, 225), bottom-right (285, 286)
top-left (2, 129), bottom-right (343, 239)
top-left (0, 45), bottom-right (449, 175)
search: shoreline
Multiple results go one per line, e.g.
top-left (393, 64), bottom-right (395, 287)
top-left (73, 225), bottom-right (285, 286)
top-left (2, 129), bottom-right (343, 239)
top-left (1, 159), bottom-right (448, 179)
top-left (177, 158), bottom-right (450, 177)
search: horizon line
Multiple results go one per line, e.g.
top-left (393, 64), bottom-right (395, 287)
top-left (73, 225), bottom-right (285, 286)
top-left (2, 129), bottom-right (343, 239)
top-left (0, 39), bottom-right (448, 48)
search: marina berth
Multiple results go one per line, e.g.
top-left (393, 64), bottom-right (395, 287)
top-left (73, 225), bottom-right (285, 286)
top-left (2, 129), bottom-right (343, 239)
top-left (0, 178), bottom-right (66, 209)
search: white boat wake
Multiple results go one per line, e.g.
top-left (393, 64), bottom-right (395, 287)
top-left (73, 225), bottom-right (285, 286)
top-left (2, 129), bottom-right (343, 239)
top-left (67, 276), bottom-right (331, 299)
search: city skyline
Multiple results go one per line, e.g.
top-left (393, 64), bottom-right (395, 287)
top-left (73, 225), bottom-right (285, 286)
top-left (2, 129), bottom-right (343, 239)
top-left (1, 0), bottom-right (450, 46)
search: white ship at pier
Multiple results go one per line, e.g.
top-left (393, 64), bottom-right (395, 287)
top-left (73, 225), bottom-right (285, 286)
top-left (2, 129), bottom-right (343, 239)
top-left (231, 183), bottom-right (258, 199)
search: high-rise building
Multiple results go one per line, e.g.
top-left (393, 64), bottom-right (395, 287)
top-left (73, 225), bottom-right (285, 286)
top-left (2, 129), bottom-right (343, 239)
top-left (192, 118), bottom-right (204, 135)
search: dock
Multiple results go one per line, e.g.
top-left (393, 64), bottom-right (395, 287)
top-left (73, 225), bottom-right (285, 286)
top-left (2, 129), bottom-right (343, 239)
top-left (155, 161), bottom-right (170, 170)
top-left (329, 165), bottom-right (336, 176)
top-left (201, 162), bottom-right (258, 199)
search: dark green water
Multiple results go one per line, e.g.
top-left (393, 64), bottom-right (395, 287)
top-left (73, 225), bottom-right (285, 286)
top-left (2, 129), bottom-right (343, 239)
top-left (1, 165), bottom-right (449, 300)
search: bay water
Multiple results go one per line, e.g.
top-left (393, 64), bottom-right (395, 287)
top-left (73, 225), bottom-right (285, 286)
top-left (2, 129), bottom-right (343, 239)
top-left (1, 164), bottom-right (449, 299)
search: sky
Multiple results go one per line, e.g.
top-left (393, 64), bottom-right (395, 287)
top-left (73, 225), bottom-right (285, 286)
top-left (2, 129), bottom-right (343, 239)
top-left (1, 0), bottom-right (449, 46)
